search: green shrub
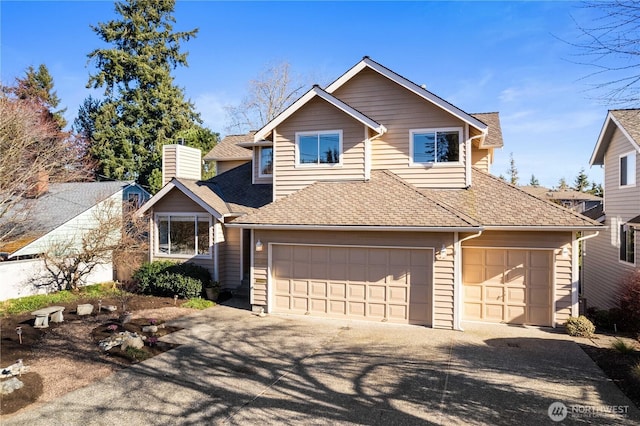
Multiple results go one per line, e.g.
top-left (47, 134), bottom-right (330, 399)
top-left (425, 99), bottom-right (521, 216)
top-left (132, 261), bottom-right (212, 298)
top-left (182, 298), bottom-right (215, 310)
top-left (565, 315), bottom-right (596, 337)
top-left (153, 272), bottom-right (202, 299)
top-left (124, 346), bottom-right (150, 362)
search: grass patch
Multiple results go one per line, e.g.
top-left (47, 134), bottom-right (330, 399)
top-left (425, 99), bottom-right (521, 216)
top-left (0, 283), bottom-right (120, 316)
top-left (611, 339), bottom-right (636, 354)
top-left (181, 297), bottom-right (215, 310)
top-left (124, 346), bottom-right (151, 362)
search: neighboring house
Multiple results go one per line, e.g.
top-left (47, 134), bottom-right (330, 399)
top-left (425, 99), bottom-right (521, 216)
top-left (0, 180), bottom-right (149, 301)
top-left (583, 109), bottom-right (640, 310)
top-left (140, 57), bottom-right (601, 330)
top-left (520, 186), bottom-right (602, 213)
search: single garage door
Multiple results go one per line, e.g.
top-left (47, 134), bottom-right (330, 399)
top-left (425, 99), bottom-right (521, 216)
top-left (272, 245), bottom-right (432, 325)
top-left (462, 248), bottom-right (552, 326)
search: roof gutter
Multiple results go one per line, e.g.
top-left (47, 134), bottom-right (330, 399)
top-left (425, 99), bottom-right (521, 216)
top-left (483, 225), bottom-right (604, 231)
top-left (225, 223), bottom-right (483, 232)
top-left (454, 230), bottom-right (483, 331)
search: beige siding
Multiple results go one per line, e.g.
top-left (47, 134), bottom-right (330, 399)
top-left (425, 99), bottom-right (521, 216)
top-left (332, 68), bottom-right (467, 189)
top-left (274, 98), bottom-right (366, 199)
top-left (163, 146), bottom-right (177, 186)
top-left (162, 145), bottom-right (201, 184)
top-left (217, 160), bottom-right (250, 175)
top-left (472, 147), bottom-right (491, 173)
top-left (583, 127), bottom-right (639, 309)
top-left (463, 231), bottom-right (573, 326)
top-left (153, 188), bottom-right (207, 213)
top-left (222, 226), bottom-right (242, 289)
top-left (252, 230), bottom-right (455, 328)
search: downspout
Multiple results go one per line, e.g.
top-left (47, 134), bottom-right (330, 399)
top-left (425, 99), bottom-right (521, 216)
top-left (571, 231), bottom-right (600, 317)
top-left (454, 230), bottom-right (483, 331)
top-left (365, 128), bottom-right (386, 181)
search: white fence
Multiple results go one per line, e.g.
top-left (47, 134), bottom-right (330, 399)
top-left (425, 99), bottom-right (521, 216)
top-left (0, 259), bottom-right (113, 301)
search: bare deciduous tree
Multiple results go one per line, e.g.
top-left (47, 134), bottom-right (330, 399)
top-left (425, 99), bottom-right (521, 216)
top-left (571, 1), bottom-right (640, 105)
top-left (38, 196), bottom-right (148, 291)
top-left (225, 61), bottom-right (307, 133)
top-left (0, 93), bottom-right (91, 245)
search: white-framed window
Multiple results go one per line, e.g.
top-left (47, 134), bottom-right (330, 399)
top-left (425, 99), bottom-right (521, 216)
top-left (620, 151), bottom-right (636, 187)
top-left (296, 130), bottom-right (342, 166)
top-left (620, 223), bottom-right (636, 264)
top-left (259, 146), bottom-right (273, 176)
top-left (410, 127), bottom-right (462, 165)
top-left (155, 214), bottom-right (211, 258)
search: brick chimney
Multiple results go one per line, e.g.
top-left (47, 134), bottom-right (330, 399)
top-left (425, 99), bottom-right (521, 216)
top-left (26, 169), bottom-right (49, 198)
top-left (162, 144), bottom-right (202, 185)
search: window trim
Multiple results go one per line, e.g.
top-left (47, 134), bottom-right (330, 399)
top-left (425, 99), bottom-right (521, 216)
top-left (619, 151), bottom-right (637, 188)
top-left (154, 213), bottom-right (212, 259)
top-left (409, 127), bottom-right (463, 166)
top-left (258, 146), bottom-right (273, 177)
top-left (619, 222), bottom-right (636, 265)
top-left (295, 130), bottom-right (343, 167)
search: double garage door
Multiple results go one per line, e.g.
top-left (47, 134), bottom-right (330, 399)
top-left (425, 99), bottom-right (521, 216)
top-left (462, 248), bottom-right (553, 326)
top-left (272, 245), bottom-right (433, 325)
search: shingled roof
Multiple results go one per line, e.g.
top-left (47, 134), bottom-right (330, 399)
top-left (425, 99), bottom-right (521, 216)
top-left (591, 109), bottom-right (640, 165)
top-left (470, 112), bottom-right (503, 148)
top-left (421, 169), bottom-right (603, 228)
top-left (173, 162), bottom-right (272, 216)
top-left (230, 170), bottom-right (480, 229)
top-left (203, 132), bottom-right (254, 161)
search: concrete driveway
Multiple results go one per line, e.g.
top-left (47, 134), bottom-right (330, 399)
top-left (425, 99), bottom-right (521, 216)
top-left (4, 303), bottom-right (639, 425)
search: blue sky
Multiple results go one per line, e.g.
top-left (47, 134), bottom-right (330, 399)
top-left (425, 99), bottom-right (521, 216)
top-left (0, 1), bottom-right (615, 188)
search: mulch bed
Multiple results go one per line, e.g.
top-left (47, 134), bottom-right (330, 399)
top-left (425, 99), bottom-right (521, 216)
top-left (0, 295), bottom-right (184, 415)
top-left (578, 334), bottom-right (640, 409)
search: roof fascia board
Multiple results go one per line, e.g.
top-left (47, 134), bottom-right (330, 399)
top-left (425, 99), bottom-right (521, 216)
top-left (225, 223), bottom-right (482, 232)
top-left (590, 112), bottom-right (640, 165)
top-left (254, 86), bottom-right (386, 141)
top-left (326, 57), bottom-right (488, 132)
top-left (136, 180), bottom-right (224, 220)
top-left (204, 155), bottom-right (253, 161)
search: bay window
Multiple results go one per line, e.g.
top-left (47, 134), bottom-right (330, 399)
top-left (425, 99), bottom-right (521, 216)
top-left (156, 214), bottom-right (211, 257)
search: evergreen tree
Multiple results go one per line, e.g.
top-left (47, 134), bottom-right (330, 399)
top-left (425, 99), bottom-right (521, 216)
top-left (589, 181), bottom-right (604, 197)
top-left (574, 167), bottom-right (589, 192)
top-left (529, 174), bottom-right (540, 186)
top-left (11, 64), bottom-right (67, 129)
top-left (557, 177), bottom-right (569, 190)
top-left (84, 0), bottom-right (201, 192)
top-left (507, 152), bottom-right (519, 185)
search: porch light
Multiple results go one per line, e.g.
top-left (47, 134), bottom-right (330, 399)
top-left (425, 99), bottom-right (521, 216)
top-left (436, 244), bottom-right (447, 260)
top-left (255, 240), bottom-right (263, 252)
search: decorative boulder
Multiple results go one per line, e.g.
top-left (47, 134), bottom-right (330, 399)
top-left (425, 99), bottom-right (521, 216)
top-left (103, 305), bottom-right (117, 312)
top-left (142, 325), bottom-right (158, 333)
top-left (77, 304), bottom-right (94, 316)
top-left (121, 335), bottom-right (145, 351)
top-left (1, 378), bottom-right (24, 395)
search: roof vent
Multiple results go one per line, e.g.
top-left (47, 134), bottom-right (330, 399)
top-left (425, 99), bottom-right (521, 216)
top-left (421, 84), bottom-right (427, 90)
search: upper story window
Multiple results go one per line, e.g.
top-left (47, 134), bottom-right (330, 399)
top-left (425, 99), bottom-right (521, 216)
top-left (620, 223), bottom-right (635, 264)
top-left (620, 151), bottom-right (636, 187)
top-left (410, 128), bottom-right (462, 165)
top-left (296, 130), bottom-right (342, 166)
top-left (259, 147), bottom-right (273, 176)
top-left (156, 214), bottom-right (211, 258)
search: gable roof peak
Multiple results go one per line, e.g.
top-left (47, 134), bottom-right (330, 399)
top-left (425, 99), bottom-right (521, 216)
top-left (591, 109), bottom-right (640, 165)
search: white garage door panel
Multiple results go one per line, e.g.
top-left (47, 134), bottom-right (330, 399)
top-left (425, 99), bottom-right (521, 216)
top-left (463, 248), bottom-right (552, 326)
top-left (272, 245), bottom-right (432, 325)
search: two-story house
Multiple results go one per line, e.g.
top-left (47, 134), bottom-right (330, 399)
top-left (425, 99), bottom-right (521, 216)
top-left (140, 57), bottom-right (601, 330)
top-left (583, 109), bottom-right (640, 310)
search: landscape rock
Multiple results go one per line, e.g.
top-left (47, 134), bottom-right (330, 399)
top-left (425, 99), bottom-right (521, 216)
top-left (1, 377), bottom-right (24, 395)
top-left (98, 331), bottom-right (145, 351)
top-left (103, 305), bottom-right (117, 312)
top-left (77, 304), bottom-right (94, 316)
top-left (1, 359), bottom-right (28, 378)
top-left (142, 325), bottom-right (158, 333)
top-left (121, 335), bottom-right (145, 351)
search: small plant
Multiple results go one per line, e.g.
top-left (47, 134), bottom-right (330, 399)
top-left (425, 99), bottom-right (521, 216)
top-left (147, 336), bottom-right (158, 347)
top-left (107, 324), bottom-right (118, 332)
top-left (611, 339), bottom-right (636, 354)
top-left (619, 270), bottom-right (640, 333)
top-left (182, 298), bottom-right (214, 310)
top-left (148, 318), bottom-right (157, 325)
top-left (124, 346), bottom-right (150, 362)
top-left (565, 315), bottom-right (596, 337)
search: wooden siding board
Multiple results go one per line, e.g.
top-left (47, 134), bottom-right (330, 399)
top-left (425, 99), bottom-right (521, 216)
top-left (153, 188), bottom-right (207, 213)
top-left (217, 160), bottom-right (250, 175)
top-left (223, 226), bottom-right (242, 289)
top-left (584, 127), bottom-right (639, 310)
